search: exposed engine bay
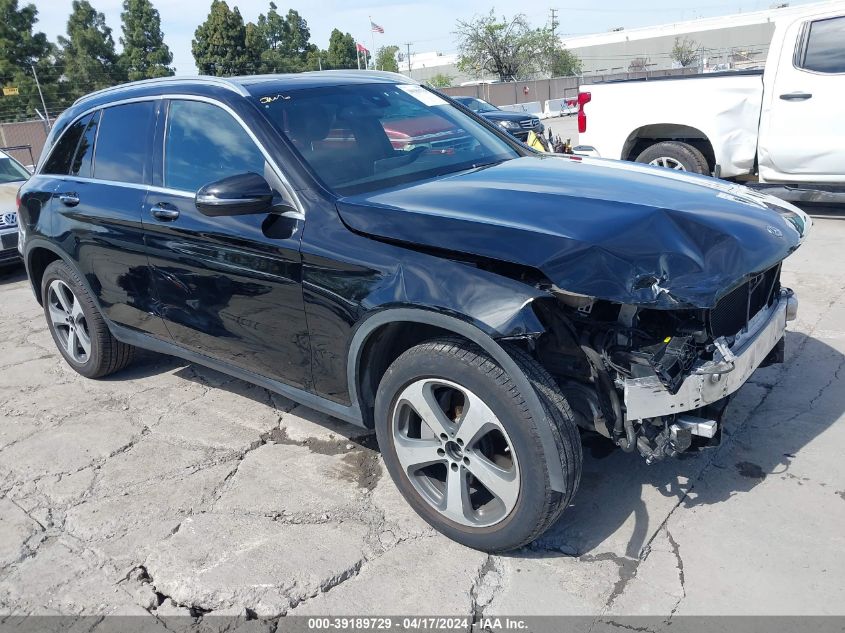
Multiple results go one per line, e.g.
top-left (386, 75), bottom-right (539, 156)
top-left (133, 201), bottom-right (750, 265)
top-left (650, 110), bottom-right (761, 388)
top-left (534, 264), bottom-right (797, 464)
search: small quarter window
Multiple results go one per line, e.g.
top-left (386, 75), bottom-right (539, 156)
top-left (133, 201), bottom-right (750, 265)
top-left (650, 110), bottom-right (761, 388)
top-left (42, 114), bottom-right (92, 175)
top-left (164, 100), bottom-right (266, 192)
top-left (800, 16), bottom-right (845, 73)
top-left (70, 110), bottom-right (100, 178)
top-left (93, 102), bottom-right (155, 184)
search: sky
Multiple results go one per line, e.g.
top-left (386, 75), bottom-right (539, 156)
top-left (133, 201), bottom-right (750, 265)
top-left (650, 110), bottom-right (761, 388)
top-left (31, 0), bottom-right (822, 74)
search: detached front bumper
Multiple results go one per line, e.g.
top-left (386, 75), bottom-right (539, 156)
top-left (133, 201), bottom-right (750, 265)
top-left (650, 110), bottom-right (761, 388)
top-left (623, 288), bottom-right (796, 420)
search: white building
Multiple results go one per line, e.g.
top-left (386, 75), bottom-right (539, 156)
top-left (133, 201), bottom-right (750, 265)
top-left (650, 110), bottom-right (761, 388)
top-left (398, 51), bottom-right (473, 84)
top-left (561, 1), bottom-right (840, 74)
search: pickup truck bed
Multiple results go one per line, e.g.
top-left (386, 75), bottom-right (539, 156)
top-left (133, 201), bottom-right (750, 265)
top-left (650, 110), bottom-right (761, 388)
top-left (578, 70), bottom-right (764, 179)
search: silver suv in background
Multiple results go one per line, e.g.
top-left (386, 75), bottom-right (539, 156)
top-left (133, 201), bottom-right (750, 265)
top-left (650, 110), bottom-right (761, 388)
top-left (0, 150), bottom-right (29, 267)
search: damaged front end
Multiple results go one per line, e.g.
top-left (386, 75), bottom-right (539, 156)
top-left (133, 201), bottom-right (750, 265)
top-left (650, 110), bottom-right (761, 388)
top-left (535, 264), bottom-right (798, 464)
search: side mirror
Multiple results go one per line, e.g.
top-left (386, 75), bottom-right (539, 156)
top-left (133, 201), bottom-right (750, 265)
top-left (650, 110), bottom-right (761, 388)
top-left (195, 172), bottom-right (274, 217)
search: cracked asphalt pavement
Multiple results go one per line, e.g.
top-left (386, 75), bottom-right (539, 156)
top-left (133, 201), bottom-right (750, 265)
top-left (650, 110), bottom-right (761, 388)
top-left (1, 216), bottom-right (844, 627)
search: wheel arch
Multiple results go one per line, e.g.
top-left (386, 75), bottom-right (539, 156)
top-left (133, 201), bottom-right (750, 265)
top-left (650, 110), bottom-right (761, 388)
top-left (346, 307), bottom-right (569, 493)
top-left (25, 240), bottom-right (75, 306)
top-left (622, 123), bottom-right (716, 172)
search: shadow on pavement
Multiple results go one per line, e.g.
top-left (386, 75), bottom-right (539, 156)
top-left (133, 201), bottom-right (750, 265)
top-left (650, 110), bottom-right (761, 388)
top-left (89, 325), bottom-right (845, 560)
top-left (0, 263), bottom-right (26, 284)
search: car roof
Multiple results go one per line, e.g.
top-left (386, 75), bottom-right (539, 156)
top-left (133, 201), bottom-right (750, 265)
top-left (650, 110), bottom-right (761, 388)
top-left (72, 71), bottom-right (415, 108)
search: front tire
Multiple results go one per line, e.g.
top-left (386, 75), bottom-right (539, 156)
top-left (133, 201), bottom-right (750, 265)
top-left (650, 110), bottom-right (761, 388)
top-left (374, 338), bottom-right (581, 552)
top-left (41, 260), bottom-right (135, 379)
top-left (635, 141), bottom-right (710, 175)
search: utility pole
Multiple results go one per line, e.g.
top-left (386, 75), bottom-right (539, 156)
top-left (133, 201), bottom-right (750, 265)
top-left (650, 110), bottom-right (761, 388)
top-left (549, 8), bottom-right (558, 37)
top-left (405, 43), bottom-right (412, 77)
top-left (30, 63), bottom-right (50, 130)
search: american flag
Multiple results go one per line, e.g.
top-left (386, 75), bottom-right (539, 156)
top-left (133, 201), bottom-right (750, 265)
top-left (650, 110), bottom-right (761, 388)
top-left (370, 21), bottom-right (384, 33)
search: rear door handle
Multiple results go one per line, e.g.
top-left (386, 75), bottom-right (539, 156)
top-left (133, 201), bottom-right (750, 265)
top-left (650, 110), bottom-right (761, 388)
top-left (779, 92), bottom-right (812, 101)
top-left (151, 202), bottom-right (180, 221)
top-left (58, 193), bottom-right (80, 207)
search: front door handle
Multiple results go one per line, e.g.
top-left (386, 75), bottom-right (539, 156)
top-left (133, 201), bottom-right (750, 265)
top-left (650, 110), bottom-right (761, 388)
top-left (779, 92), bottom-right (812, 101)
top-left (151, 202), bottom-right (180, 221)
top-left (58, 193), bottom-right (80, 207)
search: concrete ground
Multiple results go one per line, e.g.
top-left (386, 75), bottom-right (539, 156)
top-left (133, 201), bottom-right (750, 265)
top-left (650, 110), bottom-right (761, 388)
top-left (0, 215), bottom-right (844, 627)
top-left (543, 114), bottom-right (579, 147)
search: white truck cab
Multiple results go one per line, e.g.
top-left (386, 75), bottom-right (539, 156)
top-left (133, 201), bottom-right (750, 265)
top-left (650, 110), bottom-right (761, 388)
top-left (576, 2), bottom-right (845, 200)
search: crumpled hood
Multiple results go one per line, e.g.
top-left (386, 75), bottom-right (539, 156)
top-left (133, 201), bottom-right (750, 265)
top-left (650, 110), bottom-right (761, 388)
top-left (337, 155), bottom-right (811, 308)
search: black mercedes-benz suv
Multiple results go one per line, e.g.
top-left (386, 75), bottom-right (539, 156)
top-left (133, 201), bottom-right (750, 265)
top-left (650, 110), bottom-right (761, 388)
top-left (17, 72), bottom-right (809, 551)
top-left (453, 96), bottom-right (544, 142)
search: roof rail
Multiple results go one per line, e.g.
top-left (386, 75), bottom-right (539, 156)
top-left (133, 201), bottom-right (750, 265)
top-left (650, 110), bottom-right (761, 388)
top-left (72, 75), bottom-right (250, 106)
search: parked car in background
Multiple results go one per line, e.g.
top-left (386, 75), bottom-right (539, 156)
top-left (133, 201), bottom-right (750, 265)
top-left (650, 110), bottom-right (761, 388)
top-left (576, 2), bottom-right (845, 203)
top-left (453, 96), bottom-right (544, 142)
top-left (0, 149), bottom-right (30, 267)
top-left (18, 72), bottom-right (809, 552)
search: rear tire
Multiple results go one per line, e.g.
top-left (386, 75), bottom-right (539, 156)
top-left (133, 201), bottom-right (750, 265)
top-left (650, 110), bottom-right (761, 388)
top-left (41, 260), bottom-right (135, 379)
top-left (374, 337), bottom-right (581, 552)
top-left (635, 141), bottom-right (710, 175)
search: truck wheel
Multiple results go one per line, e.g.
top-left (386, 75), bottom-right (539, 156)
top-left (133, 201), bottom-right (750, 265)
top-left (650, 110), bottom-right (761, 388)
top-left (636, 141), bottom-right (710, 175)
top-left (374, 337), bottom-right (582, 552)
top-left (41, 260), bottom-right (135, 379)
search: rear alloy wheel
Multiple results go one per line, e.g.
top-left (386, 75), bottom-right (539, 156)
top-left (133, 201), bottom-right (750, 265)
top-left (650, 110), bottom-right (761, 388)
top-left (635, 141), bottom-right (710, 175)
top-left (375, 338), bottom-right (582, 552)
top-left (46, 279), bottom-right (92, 365)
top-left (41, 260), bottom-right (135, 379)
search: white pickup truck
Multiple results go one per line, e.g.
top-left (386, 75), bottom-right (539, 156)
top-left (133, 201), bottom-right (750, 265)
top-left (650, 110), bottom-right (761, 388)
top-left (576, 2), bottom-right (845, 202)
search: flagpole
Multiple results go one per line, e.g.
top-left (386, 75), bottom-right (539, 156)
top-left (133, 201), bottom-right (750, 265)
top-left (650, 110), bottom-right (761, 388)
top-left (356, 47), bottom-right (361, 70)
top-left (370, 16), bottom-right (377, 70)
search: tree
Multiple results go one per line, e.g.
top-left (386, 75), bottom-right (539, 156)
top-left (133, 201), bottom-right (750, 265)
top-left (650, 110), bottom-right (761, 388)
top-left (247, 4), bottom-right (317, 73)
top-left (550, 47), bottom-right (582, 77)
top-left (58, 1), bottom-right (120, 100)
top-left (374, 45), bottom-right (399, 72)
top-left (627, 57), bottom-right (649, 72)
top-left (325, 29), bottom-right (357, 70)
top-left (193, 0), bottom-right (254, 76)
top-left (119, 0), bottom-right (174, 81)
top-left (426, 73), bottom-right (454, 88)
top-left (455, 10), bottom-right (559, 81)
top-left (0, 0), bottom-right (59, 121)
top-left (671, 36), bottom-right (699, 68)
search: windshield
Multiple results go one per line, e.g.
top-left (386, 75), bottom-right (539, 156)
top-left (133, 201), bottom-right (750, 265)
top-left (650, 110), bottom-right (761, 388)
top-left (258, 83), bottom-right (519, 195)
top-left (0, 155), bottom-right (29, 184)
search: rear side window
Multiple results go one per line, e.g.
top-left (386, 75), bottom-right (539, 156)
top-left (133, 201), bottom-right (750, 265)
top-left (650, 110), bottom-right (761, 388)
top-left (164, 100), bottom-right (266, 192)
top-left (42, 114), bottom-right (92, 175)
top-left (94, 102), bottom-right (154, 184)
top-left (70, 111), bottom-right (100, 178)
top-left (801, 16), bottom-right (845, 73)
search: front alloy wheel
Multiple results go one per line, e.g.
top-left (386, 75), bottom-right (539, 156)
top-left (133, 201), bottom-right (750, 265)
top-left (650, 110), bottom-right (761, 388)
top-left (391, 378), bottom-right (520, 528)
top-left (375, 338), bottom-right (582, 552)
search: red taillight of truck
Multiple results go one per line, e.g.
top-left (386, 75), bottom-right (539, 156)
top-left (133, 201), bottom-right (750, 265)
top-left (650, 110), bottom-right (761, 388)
top-left (577, 91), bottom-right (591, 134)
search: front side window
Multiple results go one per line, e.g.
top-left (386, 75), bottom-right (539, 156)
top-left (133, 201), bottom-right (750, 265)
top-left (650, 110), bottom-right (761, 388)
top-left (0, 155), bottom-right (30, 183)
top-left (800, 16), bottom-right (845, 73)
top-left (42, 113), bottom-right (93, 175)
top-left (258, 83), bottom-right (519, 195)
top-left (164, 100), bottom-right (266, 192)
top-left (94, 102), bottom-right (154, 184)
